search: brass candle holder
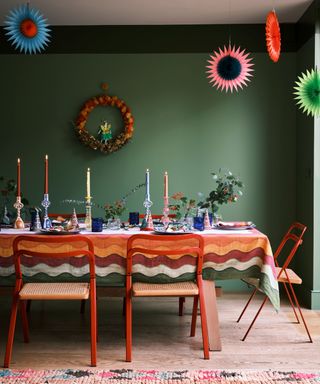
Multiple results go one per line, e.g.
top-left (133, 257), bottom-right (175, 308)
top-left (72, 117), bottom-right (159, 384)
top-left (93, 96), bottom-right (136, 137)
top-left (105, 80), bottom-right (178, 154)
top-left (13, 196), bottom-right (25, 229)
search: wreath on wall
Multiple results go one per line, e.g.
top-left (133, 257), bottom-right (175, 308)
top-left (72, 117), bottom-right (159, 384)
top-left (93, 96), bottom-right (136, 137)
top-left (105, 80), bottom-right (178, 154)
top-left (75, 83), bottom-right (134, 154)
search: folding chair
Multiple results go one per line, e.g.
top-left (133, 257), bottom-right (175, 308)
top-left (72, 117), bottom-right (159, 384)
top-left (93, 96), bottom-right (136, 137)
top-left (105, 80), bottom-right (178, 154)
top-left (237, 222), bottom-right (312, 343)
top-left (4, 235), bottom-right (97, 368)
top-left (125, 233), bottom-right (209, 362)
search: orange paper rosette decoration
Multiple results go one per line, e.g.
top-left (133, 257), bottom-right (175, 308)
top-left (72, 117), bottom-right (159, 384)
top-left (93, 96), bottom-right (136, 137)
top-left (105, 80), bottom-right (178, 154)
top-left (266, 10), bottom-right (281, 63)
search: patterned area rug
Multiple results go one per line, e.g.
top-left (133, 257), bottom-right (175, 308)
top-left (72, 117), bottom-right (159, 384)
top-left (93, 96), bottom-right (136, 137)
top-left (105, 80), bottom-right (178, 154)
top-left (1, 369), bottom-right (320, 383)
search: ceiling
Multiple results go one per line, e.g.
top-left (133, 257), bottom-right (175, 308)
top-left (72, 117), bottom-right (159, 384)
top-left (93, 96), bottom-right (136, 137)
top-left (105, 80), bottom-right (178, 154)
top-left (0, 0), bottom-right (314, 26)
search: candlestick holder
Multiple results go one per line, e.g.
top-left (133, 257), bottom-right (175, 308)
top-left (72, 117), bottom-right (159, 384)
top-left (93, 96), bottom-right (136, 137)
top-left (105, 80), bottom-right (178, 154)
top-left (204, 209), bottom-right (212, 230)
top-left (161, 197), bottom-right (170, 226)
top-left (34, 208), bottom-right (42, 231)
top-left (141, 195), bottom-right (154, 231)
top-left (13, 196), bottom-right (25, 229)
top-left (85, 196), bottom-right (92, 231)
top-left (41, 193), bottom-right (52, 229)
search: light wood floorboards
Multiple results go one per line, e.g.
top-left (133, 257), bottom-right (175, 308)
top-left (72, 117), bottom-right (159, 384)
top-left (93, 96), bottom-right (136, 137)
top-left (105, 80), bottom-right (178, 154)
top-left (0, 292), bottom-right (319, 370)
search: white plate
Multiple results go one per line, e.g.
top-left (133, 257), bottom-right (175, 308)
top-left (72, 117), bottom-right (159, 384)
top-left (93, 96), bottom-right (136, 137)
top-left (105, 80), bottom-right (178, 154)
top-left (153, 230), bottom-right (193, 235)
top-left (214, 224), bottom-right (255, 230)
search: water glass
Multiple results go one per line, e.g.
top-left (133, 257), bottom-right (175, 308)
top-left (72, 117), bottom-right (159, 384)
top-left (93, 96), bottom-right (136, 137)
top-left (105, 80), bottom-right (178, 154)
top-left (92, 217), bottom-right (104, 232)
top-left (129, 212), bottom-right (139, 225)
top-left (193, 216), bottom-right (204, 231)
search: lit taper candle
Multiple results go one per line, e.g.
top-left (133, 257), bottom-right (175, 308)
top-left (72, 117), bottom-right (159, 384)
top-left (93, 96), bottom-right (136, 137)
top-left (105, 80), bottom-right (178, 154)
top-left (87, 168), bottom-right (91, 197)
top-left (164, 171), bottom-right (168, 199)
top-left (17, 158), bottom-right (21, 197)
top-left (145, 169), bottom-right (150, 200)
top-left (44, 154), bottom-right (48, 194)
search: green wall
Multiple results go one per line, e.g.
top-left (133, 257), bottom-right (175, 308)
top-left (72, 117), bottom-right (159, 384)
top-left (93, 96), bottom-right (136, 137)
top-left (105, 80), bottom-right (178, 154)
top-left (0, 52), bottom-right (297, 291)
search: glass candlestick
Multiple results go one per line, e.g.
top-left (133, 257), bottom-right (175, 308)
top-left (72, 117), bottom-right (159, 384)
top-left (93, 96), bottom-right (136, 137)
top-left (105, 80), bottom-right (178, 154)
top-left (161, 197), bottom-right (170, 226)
top-left (141, 195), bottom-right (154, 231)
top-left (13, 196), bottom-right (25, 229)
top-left (41, 193), bottom-right (51, 229)
top-left (85, 196), bottom-right (92, 231)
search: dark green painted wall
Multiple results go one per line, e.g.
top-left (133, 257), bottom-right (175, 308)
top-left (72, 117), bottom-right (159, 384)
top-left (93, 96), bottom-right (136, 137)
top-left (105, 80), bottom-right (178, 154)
top-left (0, 51), bottom-right (297, 290)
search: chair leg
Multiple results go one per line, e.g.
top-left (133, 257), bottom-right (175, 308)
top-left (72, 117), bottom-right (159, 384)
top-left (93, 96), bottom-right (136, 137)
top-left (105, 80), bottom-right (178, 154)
top-left (283, 282), bottom-right (300, 323)
top-left (287, 282), bottom-right (313, 343)
top-left (198, 290), bottom-right (210, 360)
top-left (4, 294), bottom-right (20, 368)
top-left (125, 294), bottom-right (132, 362)
top-left (237, 288), bottom-right (257, 323)
top-left (241, 296), bottom-right (268, 341)
top-left (179, 297), bottom-right (185, 316)
top-left (122, 297), bottom-right (126, 316)
top-left (80, 299), bottom-right (86, 314)
top-left (190, 296), bottom-right (198, 337)
top-left (90, 292), bottom-right (97, 367)
top-left (26, 300), bottom-right (32, 313)
top-left (19, 301), bottom-right (30, 343)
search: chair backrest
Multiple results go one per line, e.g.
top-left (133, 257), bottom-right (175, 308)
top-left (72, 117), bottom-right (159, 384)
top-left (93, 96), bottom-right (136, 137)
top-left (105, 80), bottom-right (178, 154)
top-left (48, 213), bottom-right (86, 219)
top-left (126, 233), bottom-right (204, 278)
top-left (273, 222), bottom-right (307, 278)
top-left (13, 235), bottom-right (95, 281)
top-left (138, 214), bottom-right (176, 219)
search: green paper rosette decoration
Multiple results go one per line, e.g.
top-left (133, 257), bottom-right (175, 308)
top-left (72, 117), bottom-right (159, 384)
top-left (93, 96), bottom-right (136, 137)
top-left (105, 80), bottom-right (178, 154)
top-left (294, 69), bottom-right (320, 117)
top-left (4, 3), bottom-right (51, 54)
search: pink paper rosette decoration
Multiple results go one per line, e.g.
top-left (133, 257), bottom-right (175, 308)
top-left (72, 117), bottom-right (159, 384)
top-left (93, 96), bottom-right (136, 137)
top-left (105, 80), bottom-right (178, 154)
top-left (266, 10), bottom-right (281, 62)
top-left (207, 45), bottom-right (254, 92)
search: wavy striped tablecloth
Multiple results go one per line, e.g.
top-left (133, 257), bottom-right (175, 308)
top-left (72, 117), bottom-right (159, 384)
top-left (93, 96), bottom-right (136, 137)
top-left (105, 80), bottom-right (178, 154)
top-left (0, 228), bottom-right (279, 310)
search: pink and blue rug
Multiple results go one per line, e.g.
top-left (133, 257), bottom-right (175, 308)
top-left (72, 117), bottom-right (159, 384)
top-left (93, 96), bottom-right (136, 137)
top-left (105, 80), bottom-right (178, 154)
top-left (0, 369), bottom-right (320, 383)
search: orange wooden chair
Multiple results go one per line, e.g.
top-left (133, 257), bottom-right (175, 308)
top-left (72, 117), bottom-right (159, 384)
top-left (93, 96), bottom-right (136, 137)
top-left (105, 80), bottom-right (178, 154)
top-left (125, 233), bottom-right (209, 362)
top-left (138, 214), bottom-right (177, 219)
top-left (3, 235), bottom-right (97, 368)
top-left (237, 222), bottom-right (312, 343)
top-left (48, 213), bottom-right (86, 219)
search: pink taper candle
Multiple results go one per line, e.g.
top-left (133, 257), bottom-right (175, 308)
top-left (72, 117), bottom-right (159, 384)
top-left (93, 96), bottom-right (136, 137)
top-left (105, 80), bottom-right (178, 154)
top-left (17, 158), bottom-right (21, 197)
top-left (164, 171), bottom-right (168, 199)
top-left (44, 155), bottom-right (48, 194)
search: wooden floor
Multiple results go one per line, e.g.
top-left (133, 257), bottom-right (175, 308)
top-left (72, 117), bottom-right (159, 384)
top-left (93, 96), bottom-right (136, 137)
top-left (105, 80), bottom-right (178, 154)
top-left (0, 292), bottom-right (319, 370)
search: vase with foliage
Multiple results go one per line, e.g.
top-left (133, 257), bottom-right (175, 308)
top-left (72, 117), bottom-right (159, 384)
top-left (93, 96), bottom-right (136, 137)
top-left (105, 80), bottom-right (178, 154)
top-left (198, 169), bottom-right (244, 220)
top-left (0, 176), bottom-right (29, 224)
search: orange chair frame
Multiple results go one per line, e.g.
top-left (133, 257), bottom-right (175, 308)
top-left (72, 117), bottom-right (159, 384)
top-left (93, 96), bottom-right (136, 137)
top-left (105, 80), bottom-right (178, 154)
top-left (4, 235), bottom-right (97, 368)
top-left (125, 233), bottom-right (209, 362)
top-left (48, 213), bottom-right (86, 219)
top-left (237, 222), bottom-right (312, 343)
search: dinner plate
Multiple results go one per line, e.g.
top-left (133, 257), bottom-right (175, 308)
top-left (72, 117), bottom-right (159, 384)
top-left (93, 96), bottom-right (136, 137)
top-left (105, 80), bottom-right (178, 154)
top-left (214, 223), bottom-right (255, 230)
top-left (153, 230), bottom-right (193, 235)
top-left (37, 229), bottom-right (81, 235)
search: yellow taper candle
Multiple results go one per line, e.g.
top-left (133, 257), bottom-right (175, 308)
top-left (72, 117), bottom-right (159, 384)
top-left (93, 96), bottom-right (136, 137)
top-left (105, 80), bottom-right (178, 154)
top-left (87, 168), bottom-right (91, 197)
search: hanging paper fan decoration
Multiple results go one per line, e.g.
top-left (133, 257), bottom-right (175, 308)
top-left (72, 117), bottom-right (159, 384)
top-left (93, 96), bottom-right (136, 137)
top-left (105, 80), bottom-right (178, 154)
top-left (266, 10), bottom-right (281, 62)
top-left (206, 45), bottom-right (254, 92)
top-left (4, 4), bottom-right (51, 54)
top-left (294, 69), bottom-right (320, 117)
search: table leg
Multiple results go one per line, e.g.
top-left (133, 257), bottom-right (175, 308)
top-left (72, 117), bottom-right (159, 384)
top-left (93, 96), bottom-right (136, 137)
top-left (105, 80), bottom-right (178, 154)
top-left (203, 280), bottom-right (221, 351)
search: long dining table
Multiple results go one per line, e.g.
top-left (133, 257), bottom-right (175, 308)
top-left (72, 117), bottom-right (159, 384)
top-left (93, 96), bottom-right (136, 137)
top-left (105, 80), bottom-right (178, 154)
top-left (0, 227), bottom-right (279, 351)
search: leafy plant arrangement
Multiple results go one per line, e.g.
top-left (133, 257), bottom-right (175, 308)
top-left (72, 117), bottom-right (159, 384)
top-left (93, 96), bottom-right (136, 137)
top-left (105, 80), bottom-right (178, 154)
top-left (169, 192), bottom-right (197, 220)
top-left (198, 169), bottom-right (244, 216)
top-left (104, 199), bottom-right (126, 220)
top-left (63, 182), bottom-right (145, 221)
top-left (0, 176), bottom-right (29, 223)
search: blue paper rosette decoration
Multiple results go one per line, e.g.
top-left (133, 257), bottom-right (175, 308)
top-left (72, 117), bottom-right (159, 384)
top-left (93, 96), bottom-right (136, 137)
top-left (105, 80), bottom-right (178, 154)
top-left (4, 4), bottom-right (51, 54)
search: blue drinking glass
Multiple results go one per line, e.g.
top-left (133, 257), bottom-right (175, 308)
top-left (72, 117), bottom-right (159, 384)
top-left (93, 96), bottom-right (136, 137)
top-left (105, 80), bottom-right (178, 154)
top-left (129, 212), bottom-right (139, 225)
top-left (193, 216), bottom-right (204, 231)
top-left (92, 217), bottom-right (103, 232)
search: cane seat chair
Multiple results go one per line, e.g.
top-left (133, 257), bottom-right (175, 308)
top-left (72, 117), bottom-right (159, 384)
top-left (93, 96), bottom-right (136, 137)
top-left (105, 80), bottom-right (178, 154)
top-left (125, 233), bottom-right (209, 362)
top-left (3, 235), bottom-right (97, 368)
top-left (237, 222), bottom-right (312, 343)
top-left (48, 213), bottom-right (86, 220)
